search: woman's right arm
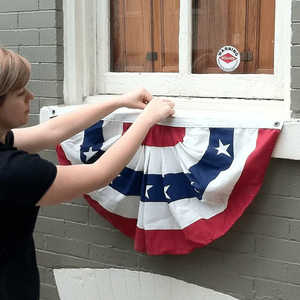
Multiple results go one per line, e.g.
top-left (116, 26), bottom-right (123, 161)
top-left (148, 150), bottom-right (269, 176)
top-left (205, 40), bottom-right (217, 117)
top-left (37, 97), bottom-right (175, 206)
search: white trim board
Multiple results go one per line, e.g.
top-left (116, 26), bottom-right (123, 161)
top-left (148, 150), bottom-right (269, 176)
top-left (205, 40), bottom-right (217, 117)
top-left (54, 268), bottom-right (238, 300)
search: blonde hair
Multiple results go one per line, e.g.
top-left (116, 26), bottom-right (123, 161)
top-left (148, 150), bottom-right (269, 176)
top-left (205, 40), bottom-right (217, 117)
top-left (0, 47), bottom-right (31, 104)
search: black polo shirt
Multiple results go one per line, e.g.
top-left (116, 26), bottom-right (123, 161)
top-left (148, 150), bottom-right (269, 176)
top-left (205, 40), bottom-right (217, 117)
top-left (0, 132), bottom-right (57, 300)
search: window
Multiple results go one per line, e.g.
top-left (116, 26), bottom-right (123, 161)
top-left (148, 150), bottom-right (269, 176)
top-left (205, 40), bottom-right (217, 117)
top-left (63, 0), bottom-right (290, 118)
top-left (110, 0), bottom-right (275, 75)
top-left (192, 0), bottom-right (275, 74)
top-left (111, 0), bottom-right (180, 72)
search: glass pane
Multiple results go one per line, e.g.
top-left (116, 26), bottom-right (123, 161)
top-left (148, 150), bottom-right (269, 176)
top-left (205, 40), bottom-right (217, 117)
top-left (192, 0), bottom-right (275, 74)
top-left (110, 0), bottom-right (179, 73)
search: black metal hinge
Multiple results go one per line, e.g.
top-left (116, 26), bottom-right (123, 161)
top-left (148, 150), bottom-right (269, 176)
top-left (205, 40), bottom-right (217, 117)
top-left (240, 51), bottom-right (253, 62)
top-left (146, 52), bottom-right (158, 61)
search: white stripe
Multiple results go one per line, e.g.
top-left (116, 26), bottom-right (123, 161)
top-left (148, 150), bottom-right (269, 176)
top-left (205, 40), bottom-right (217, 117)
top-left (88, 187), bottom-right (140, 218)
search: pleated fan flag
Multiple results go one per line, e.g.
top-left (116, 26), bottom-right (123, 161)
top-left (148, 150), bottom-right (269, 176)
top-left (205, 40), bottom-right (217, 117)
top-left (56, 109), bottom-right (282, 255)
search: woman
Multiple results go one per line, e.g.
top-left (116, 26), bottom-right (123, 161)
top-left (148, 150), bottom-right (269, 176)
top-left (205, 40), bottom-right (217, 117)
top-left (0, 47), bottom-right (175, 299)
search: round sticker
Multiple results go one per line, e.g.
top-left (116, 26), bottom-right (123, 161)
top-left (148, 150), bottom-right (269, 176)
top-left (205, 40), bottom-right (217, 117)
top-left (216, 46), bottom-right (240, 72)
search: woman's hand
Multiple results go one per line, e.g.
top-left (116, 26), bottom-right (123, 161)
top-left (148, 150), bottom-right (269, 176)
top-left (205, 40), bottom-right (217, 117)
top-left (138, 97), bottom-right (175, 126)
top-left (120, 88), bottom-right (153, 110)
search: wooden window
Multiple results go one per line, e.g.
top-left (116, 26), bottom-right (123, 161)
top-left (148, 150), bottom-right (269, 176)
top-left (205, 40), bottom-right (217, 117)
top-left (192, 0), bottom-right (275, 74)
top-left (111, 0), bottom-right (180, 72)
top-left (111, 0), bottom-right (275, 75)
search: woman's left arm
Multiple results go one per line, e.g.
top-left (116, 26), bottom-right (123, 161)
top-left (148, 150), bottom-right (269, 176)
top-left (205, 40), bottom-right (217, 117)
top-left (12, 88), bottom-right (153, 153)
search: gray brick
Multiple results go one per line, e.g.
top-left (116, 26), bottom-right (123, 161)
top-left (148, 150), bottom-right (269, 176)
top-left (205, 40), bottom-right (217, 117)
top-left (20, 46), bottom-right (63, 63)
top-left (19, 11), bottom-right (57, 28)
top-left (208, 231), bottom-right (255, 254)
top-left (90, 244), bottom-right (139, 268)
top-left (0, 29), bottom-right (39, 46)
top-left (40, 284), bottom-right (59, 300)
top-left (43, 203), bottom-right (89, 223)
top-left (39, 0), bottom-right (62, 10)
top-left (29, 63), bottom-right (40, 80)
top-left (65, 221), bottom-right (115, 245)
top-left (224, 253), bottom-right (288, 282)
top-left (39, 97), bottom-right (63, 107)
top-left (193, 270), bottom-right (255, 300)
top-left (61, 255), bottom-right (105, 269)
top-left (259, 173), bottom-right (290, 196)
top-left (288, 263), bottom-right (300, 285)
top-left (256, 236), bottom-right (300, 264)
top-left (33, 232), bottom-right (45, 249)
top-left (291, 68), bottom-right (300, 89)
top-left (40, 63), bottom-right (64, 80)
top-left (36, 250), bottom-right (62, 268)
top-left (290, 176), bottom-right (300, 197)
top-left (44, 235), bottom-right (90, 259)
top-left (0, 13), bottom-right (18, 29)
top-left (89, 206), bottom-right (116, 228)
top-left (27, 114), bottom-right (39, 126)
top-left (266, 158), bottom-right (300, 177)
top-left (232, 213), bottom-right (290, 239)
top-left (27, 80), bottom-right (63, 98)
top-left (39, 149), bottom-right (60, 164)
top-left (38, 266), bottom-right (57, 287)
top-left (29, 98), bottom-right (40, 114)
top-left (290, 220), bottom-right (300, 241)
top-left (292, 24), bottom-right (300, 44)
top-left (40, 28), bottom-right (63, 45)
top-left (290, 89), bottom-right (300, 111)
top-left (255, 278), bottom-right (300, 300)
top-left (250, 194), bottom-right (300, 219)
top-left (71, 196), bottom-right (88, 206)
top-left (139, 248), bottom-right (224, 277)
top-left (35, 216), bottom-right (65, 237)
top-left (0, 0), bottom-right (39, 12)
top-left (292, 1), bottom-right (300, 22)
top-left (292, 46), bottom-right (300, 66)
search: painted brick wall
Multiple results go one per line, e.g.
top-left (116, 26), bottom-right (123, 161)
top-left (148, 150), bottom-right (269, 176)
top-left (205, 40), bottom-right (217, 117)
top-left (0, 1), bottom-right (63, 299)
top-left (0, 0), bottom-right (63, 128)
top-left (1, 1), bottom-right (300, 300)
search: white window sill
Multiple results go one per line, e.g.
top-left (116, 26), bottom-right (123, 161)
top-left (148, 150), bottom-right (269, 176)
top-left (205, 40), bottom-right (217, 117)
top-left (40, 96), bottom-right (300, 161)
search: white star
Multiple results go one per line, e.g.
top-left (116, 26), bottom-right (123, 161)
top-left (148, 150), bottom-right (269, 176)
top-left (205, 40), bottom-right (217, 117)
top-left (83, 146), bottom-right (98, 161)
top-left (164, 185), bottom-right (171, 199)
top-left (145, 185), bottom-right (153, 199)
top-left (215, 140), bottom-right (231, 157)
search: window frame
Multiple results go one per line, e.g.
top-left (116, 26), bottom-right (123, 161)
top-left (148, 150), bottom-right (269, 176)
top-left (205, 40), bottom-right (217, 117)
top-left (63, 0), bottom-right (291, 119)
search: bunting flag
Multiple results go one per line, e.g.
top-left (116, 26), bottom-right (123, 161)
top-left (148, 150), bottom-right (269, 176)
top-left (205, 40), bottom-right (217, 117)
top-left (56, 109), bottom-right (282, 255)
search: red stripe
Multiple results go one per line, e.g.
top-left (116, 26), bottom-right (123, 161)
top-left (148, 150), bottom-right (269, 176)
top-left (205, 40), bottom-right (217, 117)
top-left (123, 123), bottom-right (185, 147)
top-left (56, 144), bottom-right (72, 166)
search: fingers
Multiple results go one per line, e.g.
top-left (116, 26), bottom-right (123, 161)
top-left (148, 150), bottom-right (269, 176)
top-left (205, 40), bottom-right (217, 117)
top-left (137, 88), bottom-right (152, 103)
